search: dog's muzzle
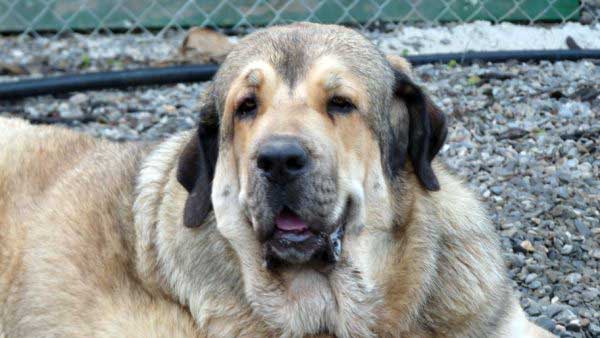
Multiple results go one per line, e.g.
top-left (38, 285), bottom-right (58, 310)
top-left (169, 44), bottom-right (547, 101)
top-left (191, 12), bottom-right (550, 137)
top-left (249, 136), bottom-right (346, 270)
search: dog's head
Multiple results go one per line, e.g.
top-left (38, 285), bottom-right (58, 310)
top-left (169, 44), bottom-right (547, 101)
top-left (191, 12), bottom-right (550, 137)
top-left (177, 23), bottom-right (446, 270)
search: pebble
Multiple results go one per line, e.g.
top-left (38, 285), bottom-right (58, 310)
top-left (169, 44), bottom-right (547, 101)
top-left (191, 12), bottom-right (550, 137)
top-left (561, 244), bottom-right (574, 255)
top-left (574, 220), bottom-right (591, 237)
top-left (589, 324), bottom-right (600, 336)
top-left (529, 280), bottom-right (542, 290)
top-left (566, 273), bottom-right (582, 285)
top-left (528, 302), bottom-right (542, 316)
top-left (519, 240), bottom-right (535, 253)
top-left (535, 316), bottom-right (556, 332)
top-left (69, 93), bottom-right (89, 105)
top-left (582, 289), bottom-right (599, 302)
top-left (511, 254), bottom-right (526, 268)
top-left (490, 185), bottom-right (503, 194)
top-left (548, 304), bottom-right (567, 318)
top-left (566, 319), bottom-right (581, 332)
top-left (58, 102), bottom-right (84, 119)
top-left (526, 264), bottom-right (544, 273)
top-left (525, 273), bottom-right (538, 284)
top-left (555, 309), bottom-right (578, 324)
top-left (162, 104), bottom-right (177, 114)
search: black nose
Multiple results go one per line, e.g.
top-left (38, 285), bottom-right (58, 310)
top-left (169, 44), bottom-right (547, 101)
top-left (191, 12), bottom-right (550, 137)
top-left (257, 137), bottom-right (309, 183)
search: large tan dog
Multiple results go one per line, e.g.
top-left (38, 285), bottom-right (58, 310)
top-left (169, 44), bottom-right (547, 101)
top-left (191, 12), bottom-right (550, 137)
top-left (1, 23), bottom-right (553, 337)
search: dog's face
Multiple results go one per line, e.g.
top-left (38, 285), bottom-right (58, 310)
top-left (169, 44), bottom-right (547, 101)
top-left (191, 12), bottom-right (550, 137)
top-left (177, 23), bottom-right (446, 271)
top-left (231, 55), bottom-right (374, 269)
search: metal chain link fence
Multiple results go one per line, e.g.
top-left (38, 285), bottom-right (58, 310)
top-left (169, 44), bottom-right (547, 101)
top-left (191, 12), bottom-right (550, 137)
top-left (1, 0), bottom-right (599, 39)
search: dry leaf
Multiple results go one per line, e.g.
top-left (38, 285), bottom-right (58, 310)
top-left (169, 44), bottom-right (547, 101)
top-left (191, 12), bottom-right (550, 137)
top-left (0, 61), bottom-right (29, 75)
top-left (180, 27), bottom-right (234, 63)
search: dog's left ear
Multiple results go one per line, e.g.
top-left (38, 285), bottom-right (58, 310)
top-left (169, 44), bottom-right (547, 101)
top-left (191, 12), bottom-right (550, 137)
top-left (177, 97), bottom-right (219, 228)
top-left (391, 63), bottom-right (447, 191)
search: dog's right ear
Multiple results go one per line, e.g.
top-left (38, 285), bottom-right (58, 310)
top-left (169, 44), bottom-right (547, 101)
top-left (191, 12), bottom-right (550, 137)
top-left (177, 95), bottom-right (219, 228)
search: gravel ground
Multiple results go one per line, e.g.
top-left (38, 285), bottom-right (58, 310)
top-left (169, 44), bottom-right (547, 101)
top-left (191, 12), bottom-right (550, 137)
top-left (1, 35), bottom-right (599, 337)
top-left (371, 21), bottom-right (600, 55)
top-left (0, 31), bottom-right (238, 78)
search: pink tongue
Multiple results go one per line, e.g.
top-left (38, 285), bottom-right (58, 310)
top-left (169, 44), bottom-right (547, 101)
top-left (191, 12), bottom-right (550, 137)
top-left (276, 211), bottom-right (308, 231)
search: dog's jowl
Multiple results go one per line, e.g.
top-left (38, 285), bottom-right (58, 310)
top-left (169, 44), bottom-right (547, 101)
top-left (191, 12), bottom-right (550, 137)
top-left (0, 23), bottom-right (554, 337)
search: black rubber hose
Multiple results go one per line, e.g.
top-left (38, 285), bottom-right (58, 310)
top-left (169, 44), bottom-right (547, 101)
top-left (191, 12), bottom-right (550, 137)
top-left (0, 64), bottom-right (218, 100)
top-left (1, 49), bottom-right (599, 100)
top-left (407, 49), bottom-right (600, 65)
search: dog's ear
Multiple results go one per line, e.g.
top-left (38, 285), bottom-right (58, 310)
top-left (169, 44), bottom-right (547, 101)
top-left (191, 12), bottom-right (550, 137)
top-left (391, 66), bottom-right (447, 191)
top-left (177, 97), bottom-right (219, 228)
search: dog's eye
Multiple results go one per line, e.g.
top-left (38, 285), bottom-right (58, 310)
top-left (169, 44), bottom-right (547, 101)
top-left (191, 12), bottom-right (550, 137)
top-left (327, 96), bottom-right (355, 114)
top-left (235, 95), bottom-right (258, 119)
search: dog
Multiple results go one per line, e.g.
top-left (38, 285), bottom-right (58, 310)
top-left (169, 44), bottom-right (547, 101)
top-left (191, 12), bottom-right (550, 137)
top-left (0, 23), bottom-right (554, 337)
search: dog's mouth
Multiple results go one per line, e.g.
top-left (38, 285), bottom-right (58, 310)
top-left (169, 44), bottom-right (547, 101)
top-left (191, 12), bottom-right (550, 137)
top-left (275, 209), bottom-right (312, 240)
top-left (263, 204), bottom-right (348, 270)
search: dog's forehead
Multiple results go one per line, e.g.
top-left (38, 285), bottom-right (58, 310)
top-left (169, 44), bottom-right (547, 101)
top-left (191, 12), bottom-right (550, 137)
top-left (212, 23), bottom-right (394, 109)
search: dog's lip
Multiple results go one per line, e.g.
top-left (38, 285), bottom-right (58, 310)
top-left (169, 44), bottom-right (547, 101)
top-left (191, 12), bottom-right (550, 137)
top-left (273, 229), bottom-right (314, 242)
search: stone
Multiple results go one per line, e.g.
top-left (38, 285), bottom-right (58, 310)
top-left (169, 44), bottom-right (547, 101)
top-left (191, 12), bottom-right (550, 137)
top-left (162, 104), bottom-right (177, 114)
top-left (527, 302), bottom-right (542, 316)
top-left (518, 240), bottom-right (535, 253)
top-left (588, 324), bottom-right (600, 336)
top-left (529, 280), bottom-right (542, 289)
top-left (525, 273), bottom-right (538, 283)
top-left (535, 316), bottom-right (556, 332)
top-left (547, 304), bottom-right (567, 318)
top-left (565, 319), bottom-right (581, 332)
top-left (69, 93), bottom-right (89, 105)
top-left (581, 288), bottom-right (599, 302)
top-left (555, 309), bottom-right (578, 324)
top-left (561, 244), bottom-right (574, 255)
top-left (566, 273), bottom-right (582, 285)
top-left (58, 102), bottom-right (84, 119)
top-left (574, 220), bottom-right (591, 236)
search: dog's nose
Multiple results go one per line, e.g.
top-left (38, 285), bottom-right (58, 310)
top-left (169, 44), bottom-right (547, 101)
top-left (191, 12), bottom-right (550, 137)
top-left (257, 137), bottom-right (309, 183)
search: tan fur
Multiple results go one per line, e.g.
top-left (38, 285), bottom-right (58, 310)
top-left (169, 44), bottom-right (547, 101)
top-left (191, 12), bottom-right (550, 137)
top-left (386, 54), bottom-right (414, 76)
top-left (0, 22), bottom-right (553, 338)
top-left (0, 118), bottom-right (200, 337)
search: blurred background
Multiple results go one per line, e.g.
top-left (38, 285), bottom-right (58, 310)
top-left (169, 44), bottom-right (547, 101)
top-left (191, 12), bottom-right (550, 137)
top-left (0, 1), bottom-right (598, 337)
top-left (0, 0), bottom-right (599, 72)
top-left (0, 0), bottom-right (598, 37)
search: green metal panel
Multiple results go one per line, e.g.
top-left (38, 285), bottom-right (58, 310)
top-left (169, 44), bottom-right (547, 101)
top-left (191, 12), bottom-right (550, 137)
top-left (0, 0), bottom-right (581, 33)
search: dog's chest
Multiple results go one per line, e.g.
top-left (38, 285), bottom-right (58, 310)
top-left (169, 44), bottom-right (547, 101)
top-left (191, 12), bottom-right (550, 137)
top-left (247, 267), bottom-right (382, 338)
